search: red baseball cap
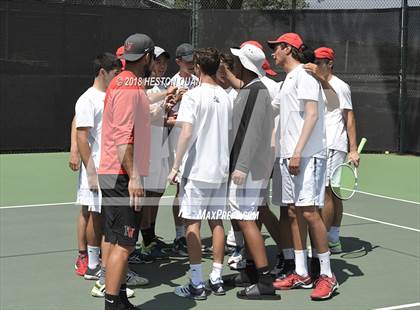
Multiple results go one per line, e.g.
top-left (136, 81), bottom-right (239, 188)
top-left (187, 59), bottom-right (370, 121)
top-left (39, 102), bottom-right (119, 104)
top-left (115, 45), bottom-right (126, 69)
top-left (314, 47), bottom-right (335, 60)
top-left (267, 32), bottom-right (303, 50)
top-left (240, 40), bottom-right (263, 50)
top-left (262, 60), bottom-right (277, 76)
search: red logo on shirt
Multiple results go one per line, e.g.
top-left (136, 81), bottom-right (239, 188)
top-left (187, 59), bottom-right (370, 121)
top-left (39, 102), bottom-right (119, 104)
top-left (124, 226), bottom-right (136, 238)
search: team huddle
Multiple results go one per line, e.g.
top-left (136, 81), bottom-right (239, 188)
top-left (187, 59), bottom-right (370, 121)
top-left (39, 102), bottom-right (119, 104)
top-left (68, 32), bottom-right (360, 309)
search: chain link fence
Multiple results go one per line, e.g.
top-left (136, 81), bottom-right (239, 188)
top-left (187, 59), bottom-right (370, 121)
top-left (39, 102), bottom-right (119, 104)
top-left (41, 0), bottom-right (420, 9)
top-left (2, 0), bottom-right (419, 153)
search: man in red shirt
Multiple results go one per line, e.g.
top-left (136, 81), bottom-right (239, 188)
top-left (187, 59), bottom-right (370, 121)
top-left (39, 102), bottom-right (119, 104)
top-left (98, 33), bottom-right (153, 310)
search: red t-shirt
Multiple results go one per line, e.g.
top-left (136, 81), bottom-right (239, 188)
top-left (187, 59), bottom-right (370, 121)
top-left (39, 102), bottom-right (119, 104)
top-left (98, 70), bottom-right (151, 176)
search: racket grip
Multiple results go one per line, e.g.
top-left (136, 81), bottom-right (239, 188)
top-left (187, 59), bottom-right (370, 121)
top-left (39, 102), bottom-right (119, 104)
top-left (357, 137), bottom-right (367, 153)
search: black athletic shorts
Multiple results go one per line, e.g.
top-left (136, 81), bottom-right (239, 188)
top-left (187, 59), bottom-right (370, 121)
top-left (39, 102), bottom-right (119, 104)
top-left (99, 174), bottom-right (141, 247)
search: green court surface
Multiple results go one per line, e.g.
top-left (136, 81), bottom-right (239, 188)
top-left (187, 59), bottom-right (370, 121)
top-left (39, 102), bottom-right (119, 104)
top-left (0, 153), bottom-right (419, 310)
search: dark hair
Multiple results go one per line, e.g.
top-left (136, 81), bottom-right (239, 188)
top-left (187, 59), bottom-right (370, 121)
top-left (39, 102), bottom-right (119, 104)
top-left (220, 52), bottom-right (234, 70)
top-left (279, 42), bottom-right (309, 64)
top-left (301, 46), bottom-right (315, 64)
top-left (193, 47), bottom-right (220, 76)
top-left (93, 53), bottom-right (122, 77)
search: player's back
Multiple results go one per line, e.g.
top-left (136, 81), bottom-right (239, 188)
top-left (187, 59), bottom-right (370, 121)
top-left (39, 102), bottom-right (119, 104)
top-left (178, 83), bottom-right (231, 184)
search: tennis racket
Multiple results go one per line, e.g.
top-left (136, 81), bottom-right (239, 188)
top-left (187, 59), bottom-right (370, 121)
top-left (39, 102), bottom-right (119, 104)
top-left (330, 137), bottom-right (367, 200)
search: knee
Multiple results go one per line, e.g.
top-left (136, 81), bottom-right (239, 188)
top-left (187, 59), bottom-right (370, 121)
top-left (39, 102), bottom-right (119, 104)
top-left (302, 210), bottom-right (318, 223)
top-left (287, 207), bottom-right (297, 220)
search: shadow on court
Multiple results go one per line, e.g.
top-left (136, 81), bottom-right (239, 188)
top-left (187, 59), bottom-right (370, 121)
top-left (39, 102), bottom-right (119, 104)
top-left (140, 292), bottom-right (197, 310)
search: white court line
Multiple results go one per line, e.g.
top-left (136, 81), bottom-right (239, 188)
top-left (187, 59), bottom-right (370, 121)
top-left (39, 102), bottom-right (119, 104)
top-left (1, 193), bottom-right (419, 233)
top-left (352, 190), bottom-right (420, 205)
top-left (343, 212), bottom-right (420, 233)
top-left (1, 190), bottom-right (419, 209)
top-left (373, 302), bottom-right (420, 310)
top-left (0, 202), bottom-right (75, 210)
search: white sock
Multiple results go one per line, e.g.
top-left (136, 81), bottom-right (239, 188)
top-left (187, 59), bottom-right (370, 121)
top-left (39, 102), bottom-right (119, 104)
top-left (294, 250), bottom-right (308, 277)
top-left (209, 262), bottom-right (223, 283)
top-left (318, 251), bottom-right (333, 277)
top-left (190, 263), bottom-right (203, 286)
top-left (226, 226), bottom-right (236, 246)
top-left (87, 245), bottom-right (100, 269)
top-left (175, 225), bottom-right (185, 240)
top-left (328, 226), bottom-right (340, 243)
top-left (282, 248), bottom-right (295, 260)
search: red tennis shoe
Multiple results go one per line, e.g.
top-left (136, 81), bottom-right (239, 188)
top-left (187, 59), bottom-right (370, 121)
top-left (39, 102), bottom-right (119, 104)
top-left (310, 274), bottom-right (339, 300)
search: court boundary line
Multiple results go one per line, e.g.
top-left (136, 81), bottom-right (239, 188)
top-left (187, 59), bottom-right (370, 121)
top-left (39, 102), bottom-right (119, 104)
top-left (373, 302), bottom-right (420, 310)
top-left (343, 212), bottom-right (420, 233)
top-left (1, 189), bottom-right (419, 209)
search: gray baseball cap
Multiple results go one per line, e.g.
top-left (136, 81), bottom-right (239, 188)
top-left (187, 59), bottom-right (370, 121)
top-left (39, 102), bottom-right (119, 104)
top-left (122, 33), bottom-right (155, 62)
top-left (175, 43), bottom-right (194, 62)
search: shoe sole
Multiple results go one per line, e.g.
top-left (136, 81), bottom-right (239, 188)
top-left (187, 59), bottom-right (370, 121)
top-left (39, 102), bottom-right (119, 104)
top-left (274, 283), bottom-right (313, 290)
top-left (84, 275), bottom-right (100, 280)
top-left (237, 293), bottom-right (281, 300)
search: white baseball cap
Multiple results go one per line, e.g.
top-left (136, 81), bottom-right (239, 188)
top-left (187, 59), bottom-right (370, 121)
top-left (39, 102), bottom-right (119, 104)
top-left (230, 45), bottom-right (265, 77)
top-left (154, 46), bottom-right (170, 59)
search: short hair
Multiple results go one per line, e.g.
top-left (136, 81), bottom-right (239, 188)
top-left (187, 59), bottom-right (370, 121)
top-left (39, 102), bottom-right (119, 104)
top-left (93, 53), bottom-right (122, 77)
top-left (193, 47), bottom-right (220, 76)
top-left (220, 52), bottom-right (234, 71)
top-left (278, 42), bottom-right (309, 64)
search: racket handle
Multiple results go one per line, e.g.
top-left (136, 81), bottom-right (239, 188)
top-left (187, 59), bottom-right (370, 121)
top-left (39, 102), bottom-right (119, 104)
top-left (357, 137), bottom-right (367, 153)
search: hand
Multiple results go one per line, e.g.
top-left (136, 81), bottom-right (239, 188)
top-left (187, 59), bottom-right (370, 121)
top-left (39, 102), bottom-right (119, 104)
top-left (128, 177), bottom-right (144, 212)
top-left (288, 153), bottom-right (301, 176)
top-left (175, 88), bottom-right (187, 103)
top-left (348, 150), bottom-right (360, 167)
top-left (231, 170), bottom-right (247, 185)
top-left (303, 63), bottom-right (326, 83)
top-left (69, 149), bottom-right (80, 171)
top-left (167, 86), bottom-right (177, 96)
top-left (87, 171), bottom-right (99, 193)
top-left (168, 167), bottom-right (179, 185)
top-left (164, 94), bottom-right (176, 112)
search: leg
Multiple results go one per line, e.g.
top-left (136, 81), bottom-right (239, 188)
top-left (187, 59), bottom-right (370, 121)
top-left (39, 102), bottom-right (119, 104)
top-left (185, 219), bottom-right (202, 264)
top-left (105, 243), bottom-right (133, 294)
top-left (238, 220), bottom-right (268, 269)
top-left (208, 220), bottom-right (224, 264)
top-left (321, 186), bottom-right (335, 231)
top-left (86, 211), bottom-right (102, 271)
top-left (259, 204), bottom-right (281, 251)
top-left (78, 206), bottom-right (89, 252)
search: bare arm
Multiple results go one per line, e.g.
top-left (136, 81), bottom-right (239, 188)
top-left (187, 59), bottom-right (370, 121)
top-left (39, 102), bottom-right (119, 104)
top-left (117, 143), bottom-right (143, 211)
top-left (77, 128), bottom-right (98, 191)
top-left (168, 122), bottom-right (192, 183)
top-left (343, 109), bottom-right (360, 166)
top-left (69, 117), bottom-right (80, 171)
top-left (289, 100), bottom-right (319, 175)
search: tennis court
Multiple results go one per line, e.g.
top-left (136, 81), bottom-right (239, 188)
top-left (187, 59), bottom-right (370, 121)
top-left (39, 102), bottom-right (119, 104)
top-left (0, 152), bottom-right (419, 310)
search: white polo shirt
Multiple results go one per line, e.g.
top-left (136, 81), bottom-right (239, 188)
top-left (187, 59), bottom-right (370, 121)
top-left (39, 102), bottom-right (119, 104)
top-left (273, 64), bottom-right (326, 159)
top-left (176, 83), bottom-right (231, 184)
top-left (324, 75), bottom-right (353, 153)
top-left (75, 86), bottom-right (105, 168)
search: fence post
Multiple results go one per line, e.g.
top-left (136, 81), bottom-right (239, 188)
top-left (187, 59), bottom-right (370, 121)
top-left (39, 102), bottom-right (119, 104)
top-left (191, 0), bottom-right (199, 48)
top-left (290, 0), bottom-right (297, 32)
top-left (399, 0), bottom-right (408, 153)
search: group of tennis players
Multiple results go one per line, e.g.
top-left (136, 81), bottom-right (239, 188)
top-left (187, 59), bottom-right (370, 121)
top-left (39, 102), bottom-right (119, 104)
top-left (68, 31), bottom-right (360, 309)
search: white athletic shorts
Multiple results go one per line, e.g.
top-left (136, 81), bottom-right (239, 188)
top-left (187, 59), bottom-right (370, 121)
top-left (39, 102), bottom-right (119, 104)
top-left (271, 157), bottom-right (286, 207)
top-left (228, 172), bottom-right (267, 220)
top-left (326, 149), bottom-right (347, 185)
top-left (144, 158), bottom-right (169, 193)
top-left (76, 165), bottom-right (101, 213)
top-left (179, 178), bottom-right (227, 220)
top-left (280, 157), bottom-right (327, 207)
